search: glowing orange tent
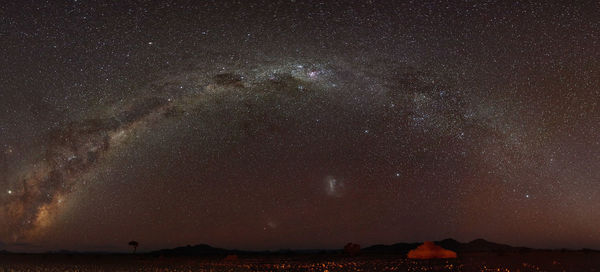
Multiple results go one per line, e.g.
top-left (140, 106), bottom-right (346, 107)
top-left (407, 241), bottom-right (457, 259)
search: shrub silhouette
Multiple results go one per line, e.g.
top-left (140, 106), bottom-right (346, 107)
top-left (128, 241), bottom-right (139, 254)
top-left (344, 243), bottom-right (361, 256)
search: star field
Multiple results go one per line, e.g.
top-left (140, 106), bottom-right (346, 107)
top-left (0, 1), bottom-right (599, 252)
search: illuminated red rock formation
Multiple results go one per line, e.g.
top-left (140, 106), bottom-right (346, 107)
top-left (407, 241), bottom-right (457, 259)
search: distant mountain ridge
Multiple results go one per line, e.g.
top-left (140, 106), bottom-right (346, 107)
top-left (150, 238), bottom-right (531, 256)
top-left (147, 244), bottom-right (332, 256)
top-left (363, 238), bottom-right (530, 254)
top-left (150, 244), bottom-right (233, 256)
top-left (3, 238), bottom-right (596, 255)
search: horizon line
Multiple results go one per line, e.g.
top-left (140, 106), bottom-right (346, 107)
top-left (3, 238), bottom-right (599, 254)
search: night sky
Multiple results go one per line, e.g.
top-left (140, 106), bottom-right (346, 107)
top-left (1, 1), bottom-right (599, 252)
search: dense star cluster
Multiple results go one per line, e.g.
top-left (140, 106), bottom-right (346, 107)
top-left (0, 1), bottom-right (598, 252)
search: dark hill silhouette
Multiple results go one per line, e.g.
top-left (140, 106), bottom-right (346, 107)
top-left (460, 238), bottom-right (516, 252)
top-left (435, 238), bottom-right (462, 251)
top-left (362, 242), bottom-right (421, 253)
top-left (150, 244), bottom-right (234, 256)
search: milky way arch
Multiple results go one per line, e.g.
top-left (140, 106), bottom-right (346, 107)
top-left (1, 60), bottom-right (528, 243)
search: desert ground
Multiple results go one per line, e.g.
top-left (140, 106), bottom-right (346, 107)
top-left (1, 251), bottom-right (600, 271)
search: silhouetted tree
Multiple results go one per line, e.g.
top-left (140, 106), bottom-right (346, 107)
top-left (128, 240), bottom-right (139, 254)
